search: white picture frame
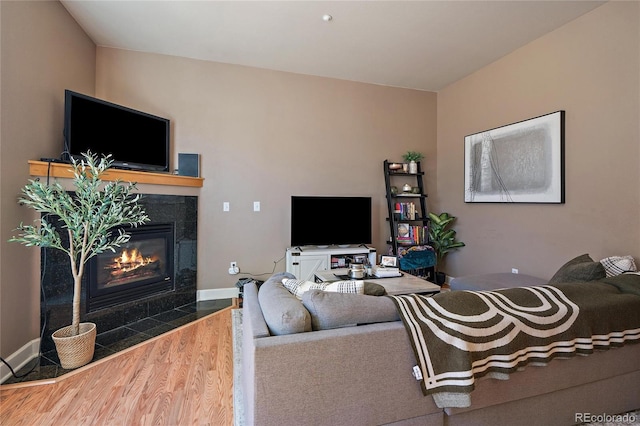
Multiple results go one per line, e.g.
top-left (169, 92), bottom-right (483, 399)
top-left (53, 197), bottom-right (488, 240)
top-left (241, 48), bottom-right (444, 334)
top-left (380, 255), bottom-right (397, 267)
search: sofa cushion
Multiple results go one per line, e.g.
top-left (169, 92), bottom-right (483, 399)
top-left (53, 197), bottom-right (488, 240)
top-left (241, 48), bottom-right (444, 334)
top-left (258, 272), bottom-right (312, 335)
top-left (301, 290), bottom-right (400, 330)
top-left (600, 272), bottom-right (640, 297)
top-left (282, 278), bottom-right (364, 299)
top-left (549, 254), bottom-right (606, 284)
top-left (600, 255), bottom-right (638, 277)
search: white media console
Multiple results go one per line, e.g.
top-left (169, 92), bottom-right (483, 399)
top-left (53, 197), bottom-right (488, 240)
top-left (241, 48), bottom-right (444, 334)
top-left (285, 245), bottom-right (377, 282)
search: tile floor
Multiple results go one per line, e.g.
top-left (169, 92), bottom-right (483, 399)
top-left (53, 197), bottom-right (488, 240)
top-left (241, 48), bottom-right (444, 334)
top-left (1, 299), bottom-right (232, 385)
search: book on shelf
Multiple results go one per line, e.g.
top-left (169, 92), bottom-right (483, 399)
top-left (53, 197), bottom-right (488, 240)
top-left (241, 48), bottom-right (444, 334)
top-left (394, 202), bottom-right (418, 220)
top-left (397, 223), bottom-right (412, 243)
top-left (397, 224), bottom-right (429, 245)
top-left (331, 256), bottom-right (347, 268)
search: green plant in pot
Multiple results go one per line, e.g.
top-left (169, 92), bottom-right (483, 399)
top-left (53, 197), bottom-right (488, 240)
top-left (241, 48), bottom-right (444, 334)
top-left (402, 151), bottom-right (424, 174)
top-left (428, 212), bottom-right (465, 286)
top-left (9, 152), bottom-right (149, 369)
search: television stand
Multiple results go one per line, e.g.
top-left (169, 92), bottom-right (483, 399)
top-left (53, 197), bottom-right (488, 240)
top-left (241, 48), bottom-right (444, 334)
top-left (285, 245), bottom-right (376, 282)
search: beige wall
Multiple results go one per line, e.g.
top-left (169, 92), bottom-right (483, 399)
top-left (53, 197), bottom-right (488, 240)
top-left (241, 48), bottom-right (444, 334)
top-left (437, 1), bottom-right (640, 279)
top-left (4, 0), bottom-right (637, 361)
top-left (95, 48), bottom-right (437, 292)
top-left (0, 1), bottom-right (95, 357)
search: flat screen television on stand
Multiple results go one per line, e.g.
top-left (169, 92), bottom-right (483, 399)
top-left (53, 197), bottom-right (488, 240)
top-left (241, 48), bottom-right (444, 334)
top-left (63, 90), bottom-right (170, 172)
top-left (290, 196), bottom-right (372, 247)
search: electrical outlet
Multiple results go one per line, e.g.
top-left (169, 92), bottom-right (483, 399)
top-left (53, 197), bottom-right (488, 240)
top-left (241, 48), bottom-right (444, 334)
top-left (512, 268), bottom-right (519, 274)
top-left (253, 201), bottom-right (260, 212)
top-left (223, 202), bottom-right (230, 212)
top-left (229, 261), bottom-right (239, 275)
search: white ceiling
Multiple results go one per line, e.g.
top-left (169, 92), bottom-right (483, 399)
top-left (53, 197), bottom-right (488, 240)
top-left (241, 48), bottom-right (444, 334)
top-left (60, 1), bottom-right (605, 92)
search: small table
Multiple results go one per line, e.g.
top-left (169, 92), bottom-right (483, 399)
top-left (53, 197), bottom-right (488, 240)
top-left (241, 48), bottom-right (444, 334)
top-left (314, 268), bottom-right (441, 295)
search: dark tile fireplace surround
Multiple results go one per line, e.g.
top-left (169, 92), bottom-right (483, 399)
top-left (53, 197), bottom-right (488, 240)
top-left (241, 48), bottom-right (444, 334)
top-left (40, 194), bottom-right (198, 356)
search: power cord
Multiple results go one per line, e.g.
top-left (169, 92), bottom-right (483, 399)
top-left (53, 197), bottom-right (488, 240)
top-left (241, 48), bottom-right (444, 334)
top-left (236, 255), bottom-right (285, 278)
top-left (0, 268), bottom-right (47, 379)
top-left (0, 246), bottom-right (48, 380)
top-left (0, 162), bottom-right (54, 381)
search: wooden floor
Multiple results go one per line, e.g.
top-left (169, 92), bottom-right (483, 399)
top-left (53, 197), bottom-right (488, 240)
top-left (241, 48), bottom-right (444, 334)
top-left (0, 304), bottom-right (238, 426)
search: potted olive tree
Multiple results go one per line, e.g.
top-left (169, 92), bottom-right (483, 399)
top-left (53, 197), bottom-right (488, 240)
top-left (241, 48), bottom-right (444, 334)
top-left (402, 151), bottom-right (424, 174)
top-left (428, 212), bottom-right (465, 285)
top-left (10, 152), bottom-right (149, 369)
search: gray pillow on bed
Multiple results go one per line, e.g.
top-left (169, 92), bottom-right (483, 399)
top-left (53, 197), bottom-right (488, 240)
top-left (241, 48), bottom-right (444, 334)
top-left (549, 254), bottom-right (606, 284)
top-left (301, 290), bottom-right (399, 330)
top-left (258, 272), bottom-right (312, 335)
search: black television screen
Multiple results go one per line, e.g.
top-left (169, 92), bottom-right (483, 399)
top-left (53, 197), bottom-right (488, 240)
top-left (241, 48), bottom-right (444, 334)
top-left (63, 90), bottom-right (170, 172)
top-left (291, 196), bottom-right (372, 247)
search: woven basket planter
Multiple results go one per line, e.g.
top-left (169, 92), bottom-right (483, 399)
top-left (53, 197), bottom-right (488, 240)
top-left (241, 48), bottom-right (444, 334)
top-left (52, 322), bottom-right (97, 369)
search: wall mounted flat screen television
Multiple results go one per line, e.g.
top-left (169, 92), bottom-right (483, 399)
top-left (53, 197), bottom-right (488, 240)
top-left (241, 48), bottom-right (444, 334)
top-left (63, 90), bottom-right (170, 172)
top-left (291, 196), bottom-right (372, 247)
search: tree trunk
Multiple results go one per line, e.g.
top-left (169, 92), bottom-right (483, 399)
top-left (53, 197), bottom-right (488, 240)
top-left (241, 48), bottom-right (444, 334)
top-left (71, 274), bottom-right (82, 336)
top-left (68, 226), bottom-right (88, 336)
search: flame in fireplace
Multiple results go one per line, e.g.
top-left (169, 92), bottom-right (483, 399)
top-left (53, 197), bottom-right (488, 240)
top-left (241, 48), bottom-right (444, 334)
top-left (113, 248), bottom-right (156, 273)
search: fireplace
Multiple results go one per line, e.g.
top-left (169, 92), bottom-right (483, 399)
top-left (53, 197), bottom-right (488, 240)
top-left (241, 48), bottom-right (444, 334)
top-left (40, 194), bottom-right (197, 355)
top-left (86, 223), bottom-right (175, 312)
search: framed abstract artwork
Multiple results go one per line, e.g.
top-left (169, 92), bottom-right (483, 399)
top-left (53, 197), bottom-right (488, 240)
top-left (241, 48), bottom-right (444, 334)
top-left (464, 111), bottom-right (565, 203)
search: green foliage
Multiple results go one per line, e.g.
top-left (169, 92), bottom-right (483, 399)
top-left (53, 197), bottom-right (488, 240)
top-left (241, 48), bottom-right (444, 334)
top-left (428, 212), bottom-right (465, 271)
top-left (10, 152), bottom-right (149, 335)
top-left (402, 151), bottom-right (424, 162)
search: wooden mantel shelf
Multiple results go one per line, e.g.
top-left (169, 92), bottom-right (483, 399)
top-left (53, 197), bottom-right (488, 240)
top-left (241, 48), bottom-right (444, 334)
top-left (28, 160), bottom-right (204, 188)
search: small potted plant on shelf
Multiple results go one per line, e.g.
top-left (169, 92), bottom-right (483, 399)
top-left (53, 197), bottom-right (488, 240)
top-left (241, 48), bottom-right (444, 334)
top-left (9, 151), bottom-right (149, 369)
top-left (402, 151), bottom-right (424, 174)
top-left (428, 212), bottom-right (465, 286)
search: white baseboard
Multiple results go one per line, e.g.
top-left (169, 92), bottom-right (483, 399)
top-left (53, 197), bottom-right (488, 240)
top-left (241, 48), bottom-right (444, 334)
top-left (1, 338), bottom-right (40, 384)
top-left (197, 287), bottom-right (239, 301)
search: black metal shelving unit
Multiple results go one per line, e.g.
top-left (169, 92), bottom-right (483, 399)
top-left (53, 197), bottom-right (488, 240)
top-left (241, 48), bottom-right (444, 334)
top-left (383, 159), bottom-right (435, 281)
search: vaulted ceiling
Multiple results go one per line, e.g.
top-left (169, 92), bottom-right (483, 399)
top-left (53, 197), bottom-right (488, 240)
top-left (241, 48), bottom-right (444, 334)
top-left (61, 1), bottom-right (605, 91)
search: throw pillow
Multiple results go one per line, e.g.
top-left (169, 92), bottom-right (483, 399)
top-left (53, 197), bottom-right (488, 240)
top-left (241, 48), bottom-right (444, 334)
top-left (282, 278), bottom-right (365, 299)
top-left (280, 279), bottom-right (318, 299)
top-left (301, 290), bottom-right (400, 330)
top-left (258, 272), bottom-right (312, 335)
top-left (548, 254), bottom-right (606, 284)
top-left (324, 280), bottom-right (365, 294)
top-left (363, 281), bottom-right (387, 296)
top-left (600, 255), bottom-right (638, 277)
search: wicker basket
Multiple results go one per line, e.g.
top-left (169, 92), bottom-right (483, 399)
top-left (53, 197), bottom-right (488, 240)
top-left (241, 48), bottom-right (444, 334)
top-left (52, 322), bottom-right (97, 369)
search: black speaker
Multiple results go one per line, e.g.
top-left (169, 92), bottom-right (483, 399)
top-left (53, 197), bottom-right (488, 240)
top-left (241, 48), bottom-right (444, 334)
top-left (178, 153), bottom-right (200, 177)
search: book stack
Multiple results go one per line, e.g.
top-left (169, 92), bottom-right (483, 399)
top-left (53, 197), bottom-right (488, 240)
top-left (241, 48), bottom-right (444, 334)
top-left (372, 265), bottom-right (401, 278)
top-left (397, 223), bottom-right (429, 245)
top-left (394, 202), bottom-right (418, 220)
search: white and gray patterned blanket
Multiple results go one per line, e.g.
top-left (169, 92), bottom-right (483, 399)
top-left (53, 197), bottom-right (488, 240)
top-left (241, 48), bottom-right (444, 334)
top-left (389, 279), bottom-right (640, 408)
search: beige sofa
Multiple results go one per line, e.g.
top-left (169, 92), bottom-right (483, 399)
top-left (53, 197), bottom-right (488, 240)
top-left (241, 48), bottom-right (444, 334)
top-left (241, 273), bottom-right (640, 426)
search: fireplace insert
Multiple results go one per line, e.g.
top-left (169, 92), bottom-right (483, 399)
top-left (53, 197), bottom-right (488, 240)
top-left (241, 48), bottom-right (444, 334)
top-left (86, 223), bottom-right (175, 312)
